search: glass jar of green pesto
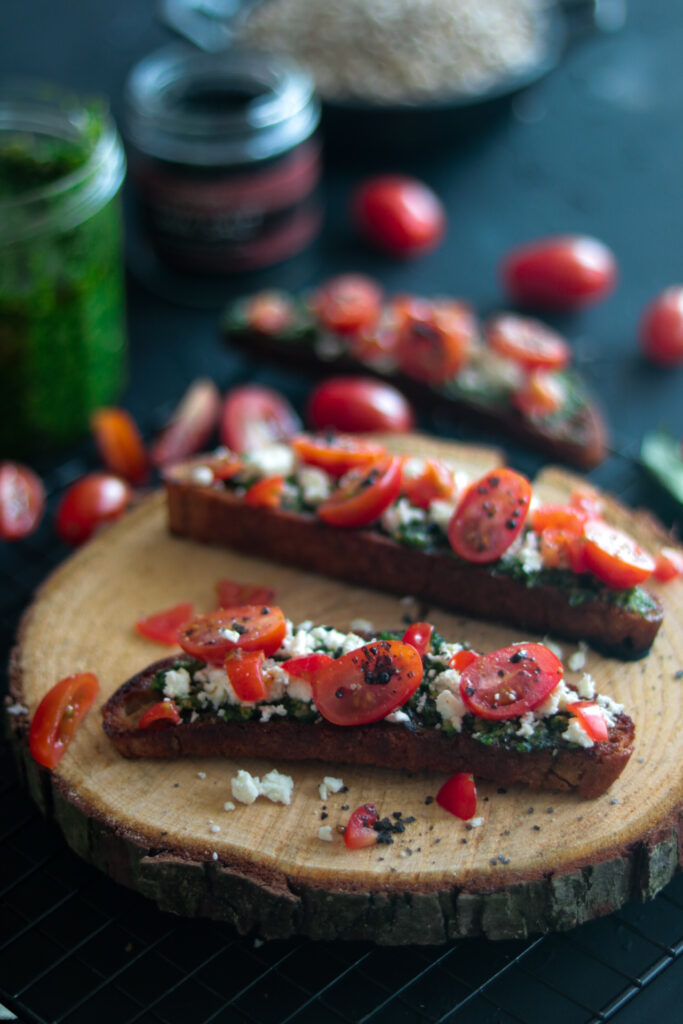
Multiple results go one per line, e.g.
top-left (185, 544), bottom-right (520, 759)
top-left (0, 81), bottom-right (127, 455)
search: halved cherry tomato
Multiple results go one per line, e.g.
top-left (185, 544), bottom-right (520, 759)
top-left (312, 639), bottom-right (423, 726)
top-left (568, 701), bottom-right (609, 743)
top-left (29, 672), bottom-right (99, 769)
top-left (485, 314), bottom-right (571, 371)
top-left (216, 578), bottom-right (276, 609)
top-left (318, 457), bottom-right (402, 528)
top-left (91, 407), bottom-right (148, 485)
top-left (395, 299), bottom-right (475, 385)
top-left (225, 649), bottom-right (268, 701)
top-left (352, 175), bottom-right (446, 257)
top-left (283, 653), bottom-right (334, 683)
top-left (654, 547), bottom-right (683, 582)
top-left (178, 605), bottom-right (287, 665)
top-left (539, 528), bottom-right (588, 573)
top-left (569, 488), bottom-right (604, 521)
top-left (135, 603), bottom-right (195, 645)
top-left (307, 377), bottom-right (415, 434)
top-left (195, 451), bottom-right (245, 482)
top-left (436, 772), bottom-right (477, 820)
top-left (344, 803), bottom-right (379, 849)
top-left (0, 461), bottom-right (45, 540)
top-left (448, 468), bottom-right (532, 563)
top-left (310, 275), bottom-right (382, 334)
top-left (245, 476), bottom-right (285, 508)
top-left (531, 504), bottom-right (587, 536)
top-left (449, 649), bottom-right (480, 672)
top-left (139, 700), bottom-right (182, 730)
top-left (56, 473), bottom-right (132, 546)
top-left (220, 384), bottom-right (301, 453)
top-left (292, 434), bottom-right (386, 477)
top-left (347, 322), bottom-right (399, 365)
top-left (401, 621), bottom-right (434, 657)
top-left (244, 290), bottom-right (296, 334)
top-left (459, 643), bottom-right (563, 721)
top-left (151, 379), bottom-right (221, 468)
top-left (501, 235), bottom-right (617, 310)
top-left (639, 286), bottom-right (683, 367)
top-left (582, 520), bottom-right (655, 588)
top-left (401, 457), bottom-right (457, 509)
top-left (512, 370), bottom-right (565, 419)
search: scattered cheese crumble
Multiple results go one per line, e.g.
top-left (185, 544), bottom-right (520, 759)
top-left (318, 825), bottom-right (334, 842)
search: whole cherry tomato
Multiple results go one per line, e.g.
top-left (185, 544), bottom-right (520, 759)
top-left (310, 275), bottom-right (382, 334)
top-left (318, 457), bottom-right (402, 528)
top-left (344, 803), bottom-right (379, 849)
top-left (151, 379), bottom-right (221, 468)
top-left (292, 434), bottom-right (387, 478)
top-left (178, 605), bottom-right (287, 664)
top-left (582, 521), bottom-right (655, 588)
top-left (135, 603), bottom-right (196, 645)
top-left (436, 772), bottom-right (477, 820)
top-left (139, 700), bottom-right (182, 730)
top-left (0, 461), bottom-right (45, 540)
top-left (307, 376), bottom-right (415, 434)
top-left (312, 639), bottom-right (423, 725)
top-left (220, 384), bottom-right (301, 453)
top-left (448, 468), bottom-right (532, 563)
top-left (91, 407), bottom-right (148, 485)
top-left (459, 643), bottom-right (563, 721)
top-left (352, 175), bottom-right (446, 257)
top-left (485, 314), bottom-right (571, 371)
top-left (56, 473), bottom-right (132, 546)
top-left (224, 649), bottom-right (268, 701)
top-left (639, 286), bottom-right (683, 366)
top-left (568, 701), bottom-right (609, 743)
top-left (29, 672), bottom-right (99, 769)
top-left (501, 235), bottom-right (617, 309)
top-left (401, 621), bottom-right (434, 657)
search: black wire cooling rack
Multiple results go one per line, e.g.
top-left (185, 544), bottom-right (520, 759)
top-left (2, 439), bottom-right (682, 1024)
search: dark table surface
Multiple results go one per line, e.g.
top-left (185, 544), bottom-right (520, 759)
top-left (1, 1), bottom-right (682, 1022)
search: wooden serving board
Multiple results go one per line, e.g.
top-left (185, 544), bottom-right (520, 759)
top-left (8, 435), bottom-right (683, 944)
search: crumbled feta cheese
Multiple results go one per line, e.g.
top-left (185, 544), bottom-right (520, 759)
top-left (297, 465), bottom-right (332, 505)
top-left (231, 770), bottom-right (262, 804)
top-left (596, 693), bottom-right (624, 727)
top-left (260, 769), bottom-right (294, 805)
top-left (197, 771), bottom-right (207, 779)
top-left (287, 677), bottom-right (314, 703)
top-left (244, 442), bottom-right (295, 478)
top-left (435, 689), bottom-right (467, 732)
top-left (562, 717), bottom-right (595, 748)
top-left (381, 498), bottom-right (426, 537)
top-left (319, 782), bottom-right (328, 800)
top-left (212, 852), bottom-right (219, 861)
top-left (189, 465), bottom-right (214, 486)
top-left (223, 801), bottom-right (235, 812)
top-left (517, 531), bottom-right (544, 573)
top-left (384, 709), bottom-right (411, 725)
top-left (440, 642), bottom-right (465, 662)
top-left (259, 703), bottom-right (288, 722)
top-left (568, 643), bottom-right (588, 673)
top-left (210, 824), bottom-right (221, 834)
top-left (218, 627), bottom-right (242, 643)
top-left (318, 825), bottom-right (334, 842)
top-left (542, 638), bottom-right (564, 661)
top-left (4, 702), bottom-right (28, 716)
top-left (427, 499), bottom-right (457, 532)
top-left (516, 711), bottom-right (537, 738)
top-left (468, 816), bottom-right (484, 828)
top-left (401, 457), bottom-right (426, 480)
top-left (323, 776), bottom-right (344, 794)
top-left (430, 668), bottom-right (462, 696)
top-left (279, 621), bottom-right (317, 657)
top-left (162, 667), bottom-right (191, 700)
top-left (576, 672), bottom-right (596, 699)
top-left (194, 665), bottom-right (241, 707)
top-left (535, 679), bottom-right (577, 717)
top-left (350, 617), bottom-right (374, 635)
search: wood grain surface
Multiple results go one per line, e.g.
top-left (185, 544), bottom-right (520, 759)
top-left (8, 436), bottom-right (683, 943)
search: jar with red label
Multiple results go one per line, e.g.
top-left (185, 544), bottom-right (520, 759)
top-left (124, 46), bottom-right (322, 274)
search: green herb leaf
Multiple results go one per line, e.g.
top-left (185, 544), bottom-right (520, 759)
top-left (641, 431), bottom-right (683, 506)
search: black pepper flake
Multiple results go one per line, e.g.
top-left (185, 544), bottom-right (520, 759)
top-left (425, 796), bottom-right (434, 805)
top-left (497, 788), bottom-right (507, 795)
top-left (341, 804), bottom-right (350, 811)
top-left (173, 783), bottom-right (180, 787)
top-left (377, 833), bottom-right (394, 845)
top-left (498, 854), bottom-right (510, 864)
top-left (483, 796), bottom-right (489, 802)
top-left (674, 670), bottom-right (683, 679)
top-left (527, 807), bottom-right (534, 814)
top-left (340, 786), bottom-right (349, 793)
top-left (433, 837), bottom-right (442, 845)
top-left (321, 812), bottom-right (328, 820)
top-left (461, 838), bottom-right (468, 844)
top-left (546, 807), bottom-right (554, 814)
top-left (490, 858), bottom-right (498, 866)
top-left (403, 816), bottom-right (416, 824)
top-left (392, 811), bottom-right (403, 819)
top-left (502, 829), bottom-right (511, 836)
top-left (610, 797), bottom-right (618, 804)
top-left (533, 825), bottom-right (541, 831)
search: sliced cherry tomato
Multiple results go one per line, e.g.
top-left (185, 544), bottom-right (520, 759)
top-left (139, 700), bottom-right (182, 730)
top-left (569, 488), bottom-right (604, 521)
top-left (220, 384), bottom-right (301, 453)
top-left (151, 379), bottom-right (221, 468)
top-left (56, 473), bottom-right (132, 546)
top-left (436, 772), bottom-right (477, 820)
top-left (318, 457), bottom-right (402, 528)
top-left (501, 235), bottom-right (617, 310)
top-left (347, 322), bottom-right (399, 365)
top-left (283, 653), bottom-right (335, 682)
top-left (531, 504), bottom-right (587, 536)
top-left (194, 451), bottom-right (245, 482)
top-left (653, 546), bottom-right (683, 582)
top-left (225, 649), bottom-right (268, 701)
top-left (307, 377), bottom-right (415, 434)
top-left (312, 639), bottom-right (423, 725)
top-left (449, 649), bottom-right (480, 672)
top-left (0, 461), bottom-right (45, 540)
top-left (178, 605), bottom-right (287, 665)
top-left (459, 643), bottom-right (563, 721)
top-left (401, 457), bottom-right (457, 509)
top-left (395, 299), bottom-right (475, 385)
top-left (639, 286), bottom-right (683, 366)
top-left (539, 528), bottom-right (588, 573)
top-left (582, 521), bottom-right (655, 588)
top-left (512, 370), bottom-right (565, 419)
top-left (401, 621), bottom-right (434, 657)
top-left (448, 468), bottom-right (532, 563)
top-left (352, 175), bottom-right (446, 257)
top-left (216, 578), bottom-right (276, 609)
top-left (244, 290), bottom-right (296, 334)
top-left (344, 803), bottom-right (379, 849)
top-left (568, 701), bottom-right (609, 743)
top-left (485, 314), bottom-right (571, 371)
top-left (135, 602), bottom-right (195, 645)
top-left (311, 275), bottom-right (382, 334)
top-left (292, 434), bottom-right (387, 478)
top-left (245, 476), bottom-right (285, 508)
top-left (29, 672), bottom-right (99, 769)
top-left (91, 407), bottom-right (148, 485)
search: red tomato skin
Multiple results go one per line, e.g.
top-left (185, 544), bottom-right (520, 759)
top-left (448, 468), bottom-right (532, 563)
top-left (582, 521), bottom-right (655, 588)
top-left (401, 457), bottom-right (456, 509)
top-left (654, 547), bottom-right (683, 582)
top-left (539, 528), bottom-right (587, 572)
top-left (151, 379), bottom-right (221, 468)
top-left (512, 370), bottom-right (565, 419)
top-left (485, 314), bottom-right (571, 371)
top-left (135, 603), bottom-right (195, 645)
top-left (292, 434), bottom-right (387, 477)
top-left (531, 504), bottom-right (587, 536)
top-left (501, 235), bottom-right (617, 309)
top-left (352, 175), bottom-right (446, 257)
top-left (396, 300), bottom-right (475, 385)
top-left (569, 701), bottom-right (609, 743)
top-left (225, 649), bottom-right (268, 701)
top-left (216, 578), bottom-right (276, 608)
top-left (55, 473), bottom-right (132, 546)
top-left (459, 643), bottom-right (563, 721)
top-left (639, 286), bottom-right (683, 366)
top-left (344, 803), bottom-right (379, 849)
top-left (91, 407), bottom-right (148, 485)
top-left (283, 653), bottom-right (335, 682)
top-left (139, 700), bottom-right (182, 730)
top-left (312, 639), bottom-right (423, 726)
top-left (245, 476), bottom-right (285, 509)
top-left (307, 377), bottom-right (415, 434)
top-left (311, 275), bottom-right (383, 334)
top-left (220, 384), bottom-right (301, 453)
top-left (0, 461), bottom-right (46, 540)
top-left (436, 772), bottom-right (477, 820)
top-left (178, 605), bottom-right (287, 665)
top-left (449, 649), bottom-right (479, 672)
top-left (245, 291), bottom-right (295, 334)
top-left (29, 672), bottom-right (99, 769)
top-left (401, 621), bottom-right (434, 657)
top-left (318, 457), bottom-right (402, 528)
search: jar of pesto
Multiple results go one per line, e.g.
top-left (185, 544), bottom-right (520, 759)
top-left (0, 81), bottom-right (127, 455)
